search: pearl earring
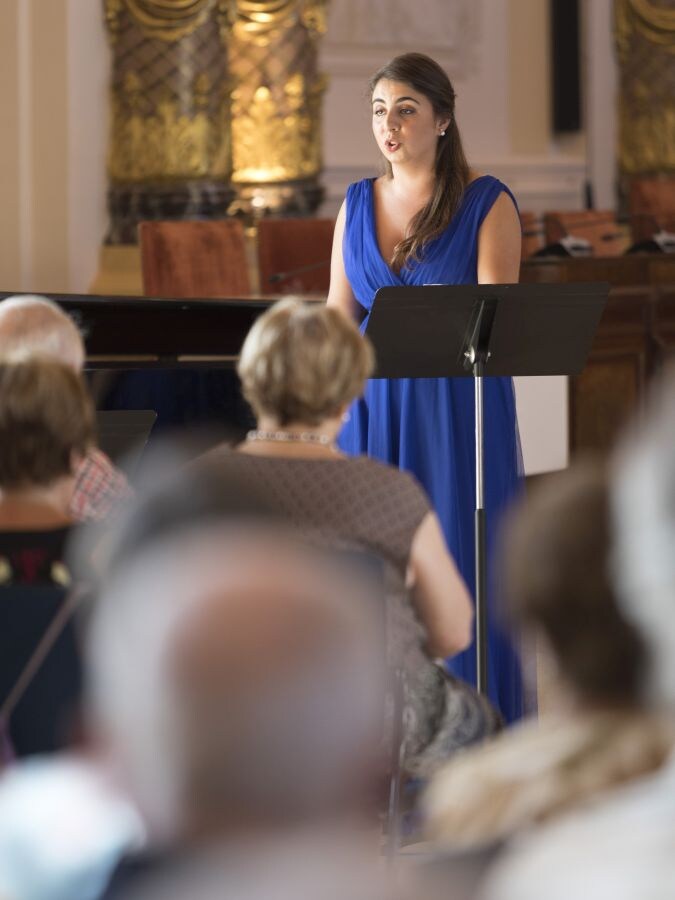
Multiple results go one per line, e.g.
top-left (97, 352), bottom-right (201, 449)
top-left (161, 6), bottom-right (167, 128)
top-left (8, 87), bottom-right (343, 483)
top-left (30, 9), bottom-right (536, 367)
top-left (440, 130), bottom-right (446, 136)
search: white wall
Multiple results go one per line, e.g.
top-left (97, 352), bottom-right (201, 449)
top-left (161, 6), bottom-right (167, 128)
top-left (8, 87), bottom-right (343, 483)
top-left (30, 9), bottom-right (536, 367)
top-left (0, 0), bottom-right (109, 295)
top-left (582, 0), bottom-right (618, 210)
top-left (514, 376), bottom-right (568, 474)
top-left (67, 0), bottom-right (110, 293)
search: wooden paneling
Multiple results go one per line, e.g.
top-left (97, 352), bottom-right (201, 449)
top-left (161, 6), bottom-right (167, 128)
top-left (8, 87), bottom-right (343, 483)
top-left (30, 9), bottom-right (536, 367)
top-left (570, 351), bottom-right (647, 454)
top-left (628, 176), bottom-right (675, 241)
top-left (652, 284), bottom-right (675, 362)
top-left (520, 211), bottom-right (544, 261)
top-left (520, 255), bottom-right (675, 456)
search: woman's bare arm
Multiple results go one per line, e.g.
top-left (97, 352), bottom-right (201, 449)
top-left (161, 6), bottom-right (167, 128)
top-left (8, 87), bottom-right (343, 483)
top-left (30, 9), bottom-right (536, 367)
top-left (477, 191), bottom-right (522, 284)
top-left (326, 200), bottom-right (359, 317)
top-left (407, 511), bottom-right (474, 658)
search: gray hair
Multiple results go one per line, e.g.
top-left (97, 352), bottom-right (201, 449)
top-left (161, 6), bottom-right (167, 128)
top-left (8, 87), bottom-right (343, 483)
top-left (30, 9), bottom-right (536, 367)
top-left (0, 295), bottom-right (84, 370)
top-left (612, 367), bottom-right (675, 707)
top-left (86, 524), bottom-right (384, 842)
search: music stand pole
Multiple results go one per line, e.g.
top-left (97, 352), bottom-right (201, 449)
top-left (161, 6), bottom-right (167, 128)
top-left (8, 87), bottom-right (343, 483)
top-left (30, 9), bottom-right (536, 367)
top-left (474, 355), bottom-right (488, 694)
top-left (363, 281), bottom-right (609, 701)
top-left (463, 297), bottom-right (495, 695)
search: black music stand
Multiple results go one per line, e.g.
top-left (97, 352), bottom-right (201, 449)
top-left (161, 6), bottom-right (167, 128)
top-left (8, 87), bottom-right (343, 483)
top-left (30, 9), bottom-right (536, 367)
top-left (365, 282), bottom-right (608, 695)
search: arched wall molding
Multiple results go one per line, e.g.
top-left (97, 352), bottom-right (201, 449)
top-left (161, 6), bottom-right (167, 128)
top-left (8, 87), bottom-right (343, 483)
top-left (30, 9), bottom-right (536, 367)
top-left (321, 0), bottom-right (480, 79)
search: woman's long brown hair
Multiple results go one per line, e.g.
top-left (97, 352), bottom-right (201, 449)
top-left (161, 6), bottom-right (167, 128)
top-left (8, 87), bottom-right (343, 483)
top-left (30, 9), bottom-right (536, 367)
top-left (369, 53), bottom-right (471, 273)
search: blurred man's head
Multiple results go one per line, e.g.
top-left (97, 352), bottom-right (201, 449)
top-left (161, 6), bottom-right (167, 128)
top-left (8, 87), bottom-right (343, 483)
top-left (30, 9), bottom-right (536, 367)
top-left (0, 295), bottom-right (84, 370)
top-left (612, 366), bottom-right (675, 709)
top-left (87, 522), bottom-right (385, 845)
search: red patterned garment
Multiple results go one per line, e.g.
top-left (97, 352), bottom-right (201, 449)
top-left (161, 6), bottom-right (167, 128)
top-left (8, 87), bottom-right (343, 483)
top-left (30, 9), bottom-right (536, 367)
top-left (70, 449), bottom-right (133, 523)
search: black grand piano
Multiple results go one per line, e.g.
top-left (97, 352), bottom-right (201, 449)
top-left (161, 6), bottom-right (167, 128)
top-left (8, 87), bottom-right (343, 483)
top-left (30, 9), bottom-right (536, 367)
top-left (0, 291), bottom-right (316, 442)
top-left (0, 291), bottom-right (296, 369)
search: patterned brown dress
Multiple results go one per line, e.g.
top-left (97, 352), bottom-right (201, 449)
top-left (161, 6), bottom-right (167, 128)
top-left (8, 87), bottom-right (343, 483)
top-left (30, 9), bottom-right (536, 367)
top-left (202, 449), bottom-right (499, 775)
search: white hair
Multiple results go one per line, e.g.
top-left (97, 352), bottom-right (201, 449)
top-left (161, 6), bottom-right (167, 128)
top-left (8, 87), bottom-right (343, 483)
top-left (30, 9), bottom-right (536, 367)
top-left (612, 368), bottom-right (675, 707)
top-left (0, 295), bottom-right (84, 370)
top-left (86, 525), bottom-right (384, 842)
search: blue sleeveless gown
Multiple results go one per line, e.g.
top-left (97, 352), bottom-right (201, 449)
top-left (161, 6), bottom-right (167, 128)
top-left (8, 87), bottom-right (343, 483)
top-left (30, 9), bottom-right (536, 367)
top-left (338, 175), bottom-right (524, 721)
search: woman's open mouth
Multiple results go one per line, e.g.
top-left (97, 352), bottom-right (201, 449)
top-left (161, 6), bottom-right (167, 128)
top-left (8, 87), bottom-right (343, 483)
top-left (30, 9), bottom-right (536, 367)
top-left (385, 139), bottom-right (401, 153)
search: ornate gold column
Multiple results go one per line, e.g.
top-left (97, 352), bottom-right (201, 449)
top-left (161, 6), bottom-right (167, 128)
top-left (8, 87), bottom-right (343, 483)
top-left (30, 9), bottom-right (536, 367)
top-left (103, 0), bottom-right (235, 243)
top-left (615, 0), bottom-right (675, 176)
top-left (228, 0), bottom-right (328, 218)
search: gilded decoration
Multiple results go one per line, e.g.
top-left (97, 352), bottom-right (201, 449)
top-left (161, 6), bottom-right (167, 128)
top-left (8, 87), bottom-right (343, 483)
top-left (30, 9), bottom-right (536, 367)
top-left (103, 0), bottom-right (236, 241)
top-left (102, 0), bottom-right (329, 235)
top-left (229, 0), bottom-right (328, 186)
top-left (109, 80), bottom-right (231, 182)
top-left (105, 0), bottom-right (235, 42)
top-left (105, 1), bottom-right (232, 183)
top-left (615, 0), bottom-right (675, 174)
top-left (232, 0), bottom-right (327, 42)
top-left (230, 74), bottom-right (326, 182)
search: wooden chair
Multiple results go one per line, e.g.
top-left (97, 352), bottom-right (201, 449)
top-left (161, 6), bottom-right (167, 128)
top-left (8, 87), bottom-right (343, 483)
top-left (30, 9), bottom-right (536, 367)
top-left (257, 217), bottom-right (335, 295)
top-left (139, 220), bottom-right (251, 298)
top-left (519, 212), bottom-right (544, 260)
top-left (543, 210), bottom-right (628, 257)
top-left (628, 176), bottom-right (675, 242)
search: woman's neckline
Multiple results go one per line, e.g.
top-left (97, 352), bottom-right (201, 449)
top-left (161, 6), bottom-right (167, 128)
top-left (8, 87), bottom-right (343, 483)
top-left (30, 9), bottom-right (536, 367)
top-left (367, 174), bottom-right (492, 275)
top-left (235, 443), bottom-right (349, 462)
top-left (369, 172), bottom-right (491, 198)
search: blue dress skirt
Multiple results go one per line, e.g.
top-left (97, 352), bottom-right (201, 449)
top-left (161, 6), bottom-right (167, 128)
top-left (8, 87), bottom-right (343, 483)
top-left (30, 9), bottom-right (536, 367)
top-left (338, 176), bottom-right (524, 721)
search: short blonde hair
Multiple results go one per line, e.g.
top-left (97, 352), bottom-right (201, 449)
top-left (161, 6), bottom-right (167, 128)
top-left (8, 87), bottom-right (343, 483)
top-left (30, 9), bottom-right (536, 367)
top-left (0, 357), bottom-right (95, 488)
top-left (238, 300), bottom-right (374, 426)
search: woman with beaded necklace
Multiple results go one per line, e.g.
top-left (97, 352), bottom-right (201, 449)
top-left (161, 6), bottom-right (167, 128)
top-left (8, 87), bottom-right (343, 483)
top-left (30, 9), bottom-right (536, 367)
top-left (201, 297), bottom-right (501, 778)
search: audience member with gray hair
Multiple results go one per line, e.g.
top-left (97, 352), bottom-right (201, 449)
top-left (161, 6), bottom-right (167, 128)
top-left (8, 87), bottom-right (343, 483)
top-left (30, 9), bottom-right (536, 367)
top-left (205, 298), bottom-right (498, 780)
top-left (93, 527), bottom-right (385, 826)
top-left (0, 295), bottom-right (131, 522)
top-left (0, 459), bottom-right (390, 900)
top-left (90, 491), bottom-right (388, 898)
top-left (480, 368), bottom-right (675, 900)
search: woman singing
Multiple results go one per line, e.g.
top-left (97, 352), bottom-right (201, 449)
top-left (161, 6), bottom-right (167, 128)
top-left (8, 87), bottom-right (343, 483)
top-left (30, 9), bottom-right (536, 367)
top-left (327, 52), bottom-right (524, 720)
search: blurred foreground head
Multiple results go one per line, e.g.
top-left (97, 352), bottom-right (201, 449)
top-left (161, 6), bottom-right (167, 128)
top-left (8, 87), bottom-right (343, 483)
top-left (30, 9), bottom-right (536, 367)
top-left (85, 460), bottom-right (385, 845)
top-left (503, 460), bottom-right (646, 709)
top-left (613, 366), bottom-right (675, 708)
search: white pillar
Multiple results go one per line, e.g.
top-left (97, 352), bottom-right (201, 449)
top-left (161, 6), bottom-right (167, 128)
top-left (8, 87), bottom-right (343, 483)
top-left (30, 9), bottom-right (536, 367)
top-left (67, 0), bottom-right (109, 293)
top-left (582, 0), bottom-right (618, 210)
